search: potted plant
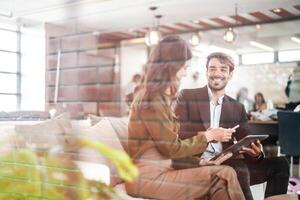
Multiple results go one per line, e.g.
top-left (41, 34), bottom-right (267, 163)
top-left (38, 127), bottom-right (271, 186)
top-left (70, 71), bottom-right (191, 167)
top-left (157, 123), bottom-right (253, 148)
top-left (0, 136), bottom-right (138, 200)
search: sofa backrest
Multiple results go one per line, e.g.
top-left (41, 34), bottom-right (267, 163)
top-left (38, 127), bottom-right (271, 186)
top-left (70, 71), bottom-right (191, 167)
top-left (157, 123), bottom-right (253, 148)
top-left (89, 115), bottom-right (129, 153)
top-left (105, 117), bottom-right (129, 153)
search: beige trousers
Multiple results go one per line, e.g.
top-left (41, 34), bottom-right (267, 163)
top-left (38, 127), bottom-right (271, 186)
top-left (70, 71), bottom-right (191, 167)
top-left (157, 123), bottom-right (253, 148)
top-left (125, 162), bottom-right (245, 200)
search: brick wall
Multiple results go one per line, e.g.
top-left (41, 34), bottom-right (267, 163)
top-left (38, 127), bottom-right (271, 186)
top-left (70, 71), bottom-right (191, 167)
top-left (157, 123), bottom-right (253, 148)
top-left (45, 23), bottom-right (122, 118)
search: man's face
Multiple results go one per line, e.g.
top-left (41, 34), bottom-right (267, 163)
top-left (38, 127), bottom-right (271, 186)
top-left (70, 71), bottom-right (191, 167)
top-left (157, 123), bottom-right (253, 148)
top-left (206, 58), bottom-right (233, 92)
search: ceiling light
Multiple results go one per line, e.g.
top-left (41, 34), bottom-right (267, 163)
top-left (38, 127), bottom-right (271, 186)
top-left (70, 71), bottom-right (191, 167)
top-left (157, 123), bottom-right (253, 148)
top-left (223, 4), bottom-right (238, 43)
top-left (249, 41), bottom-right (274, 51)
top-left (189, 32), bottom-right (201, 46)
top-left (272, 8), bottom-right (282, 13)
top-left (223, 27), bottom-right (236, 43)
top-left (256, 24), bottom-right (261, 30)
top-left (145, 7), bottom-right (162, 46)
top-left (145, 30), bottom-right (161, 46)
top-left (291, 36), bottom-right (300, 44)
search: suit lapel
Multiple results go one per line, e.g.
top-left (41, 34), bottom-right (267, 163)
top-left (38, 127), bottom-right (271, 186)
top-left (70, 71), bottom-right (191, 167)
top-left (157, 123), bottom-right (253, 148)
top-left (220, 95), bottom-right (234, 128)
top-left (196, 86), bottom-right (210, 130)
top-left (220, 95), bottom-right (236, 149)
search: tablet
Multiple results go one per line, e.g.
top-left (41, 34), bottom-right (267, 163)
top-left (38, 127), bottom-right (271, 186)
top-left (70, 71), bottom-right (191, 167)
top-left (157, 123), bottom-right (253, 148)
top-left (210, 134), bottom-right (269, 161)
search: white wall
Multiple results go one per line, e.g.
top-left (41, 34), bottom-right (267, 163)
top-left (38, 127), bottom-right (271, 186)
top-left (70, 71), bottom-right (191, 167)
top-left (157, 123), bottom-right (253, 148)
top-left (228, 63), bottom-right (297, 104)
top-left (120, 44), bottom-right (147, 88)
top-left (119, 43), bottom-right (147, 115)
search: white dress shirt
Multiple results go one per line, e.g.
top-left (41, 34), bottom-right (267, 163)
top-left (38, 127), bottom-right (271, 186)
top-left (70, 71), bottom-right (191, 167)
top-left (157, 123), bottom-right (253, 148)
top-left (201, 88), bottom-right (224, 160)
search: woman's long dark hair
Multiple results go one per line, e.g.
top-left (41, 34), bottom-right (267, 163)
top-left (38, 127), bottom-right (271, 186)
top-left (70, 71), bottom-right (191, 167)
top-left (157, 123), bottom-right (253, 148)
top-left (138, 35), bottom-right (192, 109)
top-left (254, 92), bottom-right (266, 111)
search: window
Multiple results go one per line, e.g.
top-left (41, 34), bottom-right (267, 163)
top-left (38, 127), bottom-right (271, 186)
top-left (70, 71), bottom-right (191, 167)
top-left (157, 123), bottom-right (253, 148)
top-left (0, 73), bottom-right (17, 93)
top-left (0, 25), bottom-right (20, 112)
top-left (0, 51), bottom-right (17, 73)
top-left (0, 29), bottom-right (17, 52)
top-left (0, 94), bottom-right (17, 111)
top-left (278, 50), bottom-right (300, 62)
top-left (241, 52), bottom-right (274, 65)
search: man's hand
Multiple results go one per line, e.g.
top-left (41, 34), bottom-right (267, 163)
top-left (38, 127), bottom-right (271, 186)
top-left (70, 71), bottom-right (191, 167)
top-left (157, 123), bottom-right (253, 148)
top-left (205, 128), bottom-right (235, 142)
top-left (239, 139), bottom-right (262, 158)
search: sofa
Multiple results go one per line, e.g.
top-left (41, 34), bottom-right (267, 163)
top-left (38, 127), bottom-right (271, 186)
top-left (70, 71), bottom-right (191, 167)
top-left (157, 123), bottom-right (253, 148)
top-left (0, 114), bottom-right (148, 200)
top-left (1, 114), bottom-right (295, 200)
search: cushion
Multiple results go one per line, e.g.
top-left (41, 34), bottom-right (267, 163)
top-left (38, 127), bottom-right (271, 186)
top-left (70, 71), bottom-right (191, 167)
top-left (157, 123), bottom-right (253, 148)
top-left (14, 113), bottom-right (71, 150)
top-left (0, 121), bottom-right (47, 154)
top-left (65, 118), bottom-right (125, 186)
top-left (71, 119), bottom-right (92, 129)
top-left (106, 117), bottom-right (129, 153)
top-left (88, 115), bottom-right (129, 153)
top-left (88, 114), bottom-right (103, 126)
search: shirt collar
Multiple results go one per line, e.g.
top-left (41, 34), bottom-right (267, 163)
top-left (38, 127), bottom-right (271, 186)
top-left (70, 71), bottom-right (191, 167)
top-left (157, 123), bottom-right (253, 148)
top-left (207, 87), bottom-right (224, 106)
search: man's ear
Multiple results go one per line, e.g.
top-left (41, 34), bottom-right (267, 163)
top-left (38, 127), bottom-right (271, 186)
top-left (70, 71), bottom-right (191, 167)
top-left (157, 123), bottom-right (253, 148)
top-left (229, 71), bottom-right (233, 80)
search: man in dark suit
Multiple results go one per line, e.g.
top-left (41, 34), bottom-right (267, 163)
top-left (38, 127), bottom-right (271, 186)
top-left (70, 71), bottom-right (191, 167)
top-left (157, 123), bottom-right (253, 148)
top-left (173, 52), bottom-right (289, 200)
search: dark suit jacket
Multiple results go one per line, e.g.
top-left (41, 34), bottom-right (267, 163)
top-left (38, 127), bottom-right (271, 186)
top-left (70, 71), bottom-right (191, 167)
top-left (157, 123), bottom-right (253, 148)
top-left (172, 86), bottom-right (252, 168)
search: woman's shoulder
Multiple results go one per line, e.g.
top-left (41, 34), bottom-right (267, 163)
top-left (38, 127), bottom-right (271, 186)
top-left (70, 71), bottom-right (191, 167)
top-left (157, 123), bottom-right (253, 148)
top-left (131, 92), bottom-right (168, 117)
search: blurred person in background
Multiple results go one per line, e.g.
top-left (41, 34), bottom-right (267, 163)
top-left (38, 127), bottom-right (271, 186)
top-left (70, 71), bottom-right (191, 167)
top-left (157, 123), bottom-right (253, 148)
top-left (285, 63), bottom-right (300, 110)
top-left (125, 73), bottom-right (142, 107)
top-left (236, 87), bottom-right (254, 113)
top-left (253, 92), bottom-right (267, 112)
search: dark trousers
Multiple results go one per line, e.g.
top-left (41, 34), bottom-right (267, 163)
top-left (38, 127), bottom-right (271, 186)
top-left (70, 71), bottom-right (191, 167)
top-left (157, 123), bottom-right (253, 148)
top-left (224, 157), bottom-right (290, 200)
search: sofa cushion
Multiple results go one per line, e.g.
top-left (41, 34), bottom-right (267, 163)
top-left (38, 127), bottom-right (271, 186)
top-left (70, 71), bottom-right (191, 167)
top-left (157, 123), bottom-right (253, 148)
top-left (88, 115), bottom-right (129, 153)
top-left (88, 114), bottom-right (103, 126)
top-left (14, 113), bottom-right (71, 150)
top-left (71, 119), bottom-right (92, 129)
top-left (65, 118), bottom-right (126, 186)
top-left (106, 117), bottom-right (129, 153)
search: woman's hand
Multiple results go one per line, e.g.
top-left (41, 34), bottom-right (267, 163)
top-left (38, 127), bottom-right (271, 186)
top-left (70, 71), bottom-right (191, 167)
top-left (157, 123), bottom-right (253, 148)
top-left (205, 128), bottom-right (235, 142)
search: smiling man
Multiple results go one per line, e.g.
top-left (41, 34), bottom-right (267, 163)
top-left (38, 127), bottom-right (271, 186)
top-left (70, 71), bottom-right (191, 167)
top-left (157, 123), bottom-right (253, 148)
top-left (173, 52), bottom-right (289, 200)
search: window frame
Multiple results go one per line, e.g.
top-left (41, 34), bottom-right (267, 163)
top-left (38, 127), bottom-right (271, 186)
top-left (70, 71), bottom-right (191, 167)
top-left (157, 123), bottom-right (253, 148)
top-left (0, 26), bottom-right (21, 111)
top-left (278, 49), bottom-right (300, 63)
top-left (241, 52), bottom-right (275, 65)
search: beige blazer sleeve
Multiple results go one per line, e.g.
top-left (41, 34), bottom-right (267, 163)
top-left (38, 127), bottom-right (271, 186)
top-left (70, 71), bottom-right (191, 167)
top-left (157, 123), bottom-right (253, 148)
top-left (140, 99), bottom-right (208, 159)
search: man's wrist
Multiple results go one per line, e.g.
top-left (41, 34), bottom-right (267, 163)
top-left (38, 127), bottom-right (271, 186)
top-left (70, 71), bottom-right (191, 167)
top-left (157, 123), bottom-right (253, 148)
top-left (204, 130), bottom-right (214, 142)
top-left (255, 151), bottom-right (264, 160)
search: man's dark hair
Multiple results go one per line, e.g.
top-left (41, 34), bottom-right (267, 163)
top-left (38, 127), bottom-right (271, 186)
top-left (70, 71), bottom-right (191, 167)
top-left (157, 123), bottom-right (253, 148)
top-left (206, 52), bottom-right (235, 72)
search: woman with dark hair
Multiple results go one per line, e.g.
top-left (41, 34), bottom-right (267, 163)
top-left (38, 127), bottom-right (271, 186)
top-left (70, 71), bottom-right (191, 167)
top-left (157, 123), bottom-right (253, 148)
top-left (125, 35), bottom-right (244, 200)
top-left (253, 92), bottom-right (267, 112)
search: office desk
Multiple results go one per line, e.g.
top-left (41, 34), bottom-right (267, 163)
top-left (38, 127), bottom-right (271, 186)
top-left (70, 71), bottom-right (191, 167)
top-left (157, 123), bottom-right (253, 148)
top-left (248, 120), bottom-right (278, 145)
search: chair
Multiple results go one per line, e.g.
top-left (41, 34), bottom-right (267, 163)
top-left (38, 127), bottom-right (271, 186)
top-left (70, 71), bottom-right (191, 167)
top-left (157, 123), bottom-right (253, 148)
top-left (277, 111), bottom-right (300, 176)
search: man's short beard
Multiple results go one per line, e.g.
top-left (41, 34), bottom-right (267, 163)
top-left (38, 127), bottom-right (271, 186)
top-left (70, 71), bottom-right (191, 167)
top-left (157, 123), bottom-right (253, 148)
top-left (208, 82), bottom-right (227, 92)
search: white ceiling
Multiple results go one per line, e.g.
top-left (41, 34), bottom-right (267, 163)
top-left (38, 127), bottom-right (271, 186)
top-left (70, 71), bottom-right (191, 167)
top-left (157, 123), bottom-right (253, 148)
top-left (0, 0), bottom-right (298, 30)
top-left (194, 20), bottom-right (300, 53)
top-left (0, 0), bottom-right (300, 53)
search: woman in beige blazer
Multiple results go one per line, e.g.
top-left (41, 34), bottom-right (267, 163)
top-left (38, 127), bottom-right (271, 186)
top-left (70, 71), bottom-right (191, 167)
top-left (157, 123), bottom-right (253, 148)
top-left (125, 35), bottom-right (244, 200)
